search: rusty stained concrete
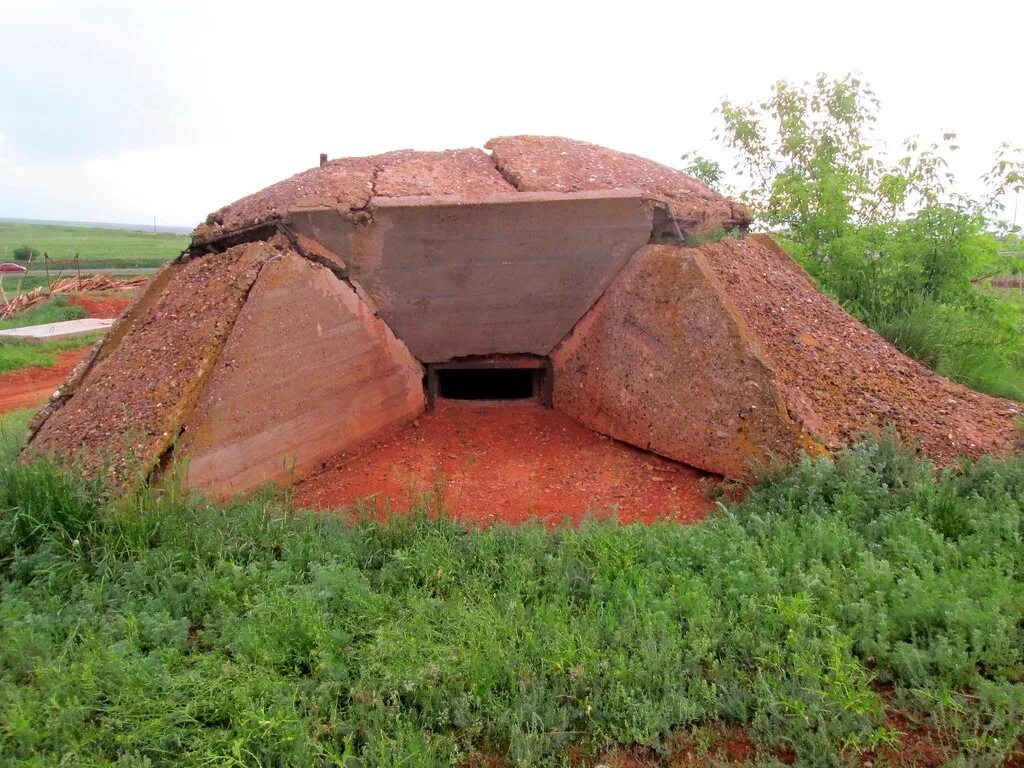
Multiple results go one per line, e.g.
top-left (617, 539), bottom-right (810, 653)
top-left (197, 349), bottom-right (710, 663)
top-left (552, 244), bottom-right (818, 479)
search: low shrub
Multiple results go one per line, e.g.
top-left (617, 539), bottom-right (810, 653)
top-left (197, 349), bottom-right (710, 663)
top-left (11, 245), bottom-right (38, 262)
top-left (1, 437), bottom-right (1022, 766)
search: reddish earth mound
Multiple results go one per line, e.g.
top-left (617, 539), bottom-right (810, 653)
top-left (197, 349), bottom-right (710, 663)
top-left (194, 137), bottom-right (748, 243)
top-left (0, 349), bottom-right (89, 415)
top-left (700, 236), bottom-right (1022, 464)
top-left (67, 293), bottom-right (133, 318)
top-left (293, 401), bottom-right (716, 526)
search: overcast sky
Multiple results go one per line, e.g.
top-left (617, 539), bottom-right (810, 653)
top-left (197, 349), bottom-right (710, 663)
top-left (1, 0), bottom-right (1021, 228)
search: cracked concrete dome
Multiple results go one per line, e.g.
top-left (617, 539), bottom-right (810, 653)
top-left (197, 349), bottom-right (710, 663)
top-left (194, 136), bottom-right (752, 243)
top-left (24, 136), bottom-right (1021, 498)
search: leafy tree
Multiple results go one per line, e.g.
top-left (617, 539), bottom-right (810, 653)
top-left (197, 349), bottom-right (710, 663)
top-left (680, 152), bottom-right (725, 191)
top-left (687, 74), bottom-right (1024, 400)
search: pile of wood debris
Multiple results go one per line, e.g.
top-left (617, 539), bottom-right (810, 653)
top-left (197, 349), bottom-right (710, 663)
top-left (0, 275), bottom-right (149, 320)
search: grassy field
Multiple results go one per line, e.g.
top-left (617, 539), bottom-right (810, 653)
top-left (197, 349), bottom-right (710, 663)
top-left (0, 221), bottom-right (188, 269)
top-left (0, 335), bottom-right (98, 375)
top-left (1, 414), bottom-right (1022, 766)
top-left (0, 274), bottom-right (54, 297)
top-left (0, 296), bottom-right (86, 331)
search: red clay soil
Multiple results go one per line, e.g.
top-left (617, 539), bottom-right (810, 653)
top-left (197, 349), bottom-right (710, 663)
top-left (0, 349), bottom-right (88, 415)
top-left (66, 293), bottom-right (133, 318)
top-left (293, 400), bottom-right (716, 526)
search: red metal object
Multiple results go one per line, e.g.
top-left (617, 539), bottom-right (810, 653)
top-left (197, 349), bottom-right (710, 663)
top-left (0, 263), bottom-right (28, 273)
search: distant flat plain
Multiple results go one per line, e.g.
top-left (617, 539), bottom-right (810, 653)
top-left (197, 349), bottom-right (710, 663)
top-left (0, 219), bottom-right (189, 270)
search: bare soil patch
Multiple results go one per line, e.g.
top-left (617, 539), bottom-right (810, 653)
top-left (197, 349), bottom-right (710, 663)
top-left (66, 293), bottom-right (133, 318)
top-left (294, 400), bottom-right (716, 526)
top-left (0, 349), bottom-right (88, 414)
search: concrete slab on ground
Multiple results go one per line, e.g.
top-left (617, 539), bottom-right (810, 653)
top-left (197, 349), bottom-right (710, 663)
top-left (0, 318), bottom-right (114, 341)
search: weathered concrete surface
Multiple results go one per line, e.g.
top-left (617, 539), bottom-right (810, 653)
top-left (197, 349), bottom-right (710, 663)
top-left (178, 253), bottom-right (425, 497)
top-left (192, 137), bottom-right (738, 243)
top-left (25, 242), bottom-right (278, 482)
top-left (699, 235), bottom-right (1022, 464)
top-left (486, 136), bottom-right (751, 234)
top-left (194, 148), bottom-right (516, 243)
top-left (287, 191), bottom-right (661, 362)
top-left (373, 148), bottom-right (515, 198)
top-left (552, 244), bottom-right (817, 478)
top-left (0, 318), bottom-right (114, 341)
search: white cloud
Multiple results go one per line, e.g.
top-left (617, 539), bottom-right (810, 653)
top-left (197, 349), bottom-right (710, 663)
top-left (0, 0), bottom-right (1021, 226)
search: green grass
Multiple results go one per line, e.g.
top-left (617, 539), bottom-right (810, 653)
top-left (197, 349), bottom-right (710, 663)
top-left (0, 221), bottom-right (187, 269)
top-left (0, 296), bottom-right (87, 331)
top-left (1, 431), bottom-right (1022, 766)
top-left (0, 274), bottom-right (55, 297)
top-left (876, 297), bottom-right (1024, 400)
top-left (0, 297), bottom-right (98, 374)
top-left (0, 335), bottom-right (99, 375)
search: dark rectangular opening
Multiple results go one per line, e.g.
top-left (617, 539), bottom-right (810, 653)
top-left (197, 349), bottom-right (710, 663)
top-left (426, 356), bottom-right (552, 408)
top-left (438, 368), bottom-right (536, 400)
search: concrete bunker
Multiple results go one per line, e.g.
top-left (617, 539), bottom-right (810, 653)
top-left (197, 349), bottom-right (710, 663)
top-left (22, 136), bottom-right (1021, 501)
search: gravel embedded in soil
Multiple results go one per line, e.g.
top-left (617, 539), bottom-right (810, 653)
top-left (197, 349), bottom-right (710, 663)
top-left (193, 148), bottom-right (516, 242)
top-left (293, 400), bottom-right (716, 526)
top-left (701, 235), bottom-right (1022, 464)
top-left (25, 243), bottom-right (278, 480)
top-left (193, 137), bottom-right (746, 242)
top-left (485, 135), bottom-right (750, 230)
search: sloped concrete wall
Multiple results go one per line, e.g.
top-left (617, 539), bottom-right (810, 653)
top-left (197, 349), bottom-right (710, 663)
top-left (178, 253), bottom-right (425, 497)
top-left (552, 244), bottom-right (817, 478)
top-left (25, 242), bottom-right (278, 483)
top-left (287, 191), bottom-right (659, 362)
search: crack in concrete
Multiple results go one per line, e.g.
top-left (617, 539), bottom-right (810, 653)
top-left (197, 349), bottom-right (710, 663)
top-left (350, 164), bottom-right (383, 225)
top-left (273, 222), bottom-right (349, 282)
top-left (486, 150), bottom-right (524, 192)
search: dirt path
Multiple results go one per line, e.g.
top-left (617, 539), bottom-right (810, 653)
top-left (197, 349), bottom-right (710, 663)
top-left (294, 400), bottom-right (716, 526)
top-left (0, 349), bottom-right (88, 414)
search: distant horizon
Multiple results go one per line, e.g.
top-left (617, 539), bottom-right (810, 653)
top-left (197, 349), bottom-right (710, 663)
top-left (0, 216), bottom-right (191, 236)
